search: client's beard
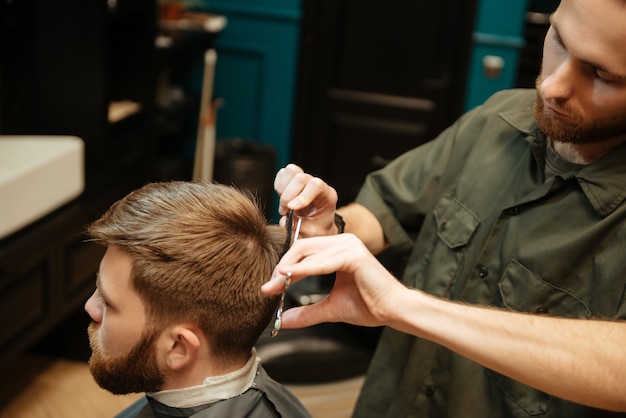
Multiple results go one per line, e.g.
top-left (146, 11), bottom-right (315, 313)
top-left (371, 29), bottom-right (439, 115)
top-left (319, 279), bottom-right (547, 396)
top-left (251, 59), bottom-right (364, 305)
top-left (88, 323), bottom-right (164, 394)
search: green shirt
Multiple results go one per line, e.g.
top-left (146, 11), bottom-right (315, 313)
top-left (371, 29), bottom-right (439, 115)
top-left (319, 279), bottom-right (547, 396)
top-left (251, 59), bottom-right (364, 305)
top-left (354, 89), bottom-right (626, 418)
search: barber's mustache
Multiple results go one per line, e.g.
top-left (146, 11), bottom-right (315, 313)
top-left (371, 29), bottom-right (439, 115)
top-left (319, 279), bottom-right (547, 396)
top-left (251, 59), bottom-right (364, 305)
top-left (540, 96), bottom-right (579, 121)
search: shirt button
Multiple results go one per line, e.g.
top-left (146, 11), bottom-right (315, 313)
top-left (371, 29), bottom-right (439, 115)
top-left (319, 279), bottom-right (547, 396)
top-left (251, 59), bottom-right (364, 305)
top-left (478, 266), bottom-right (489, 278)
top-left (425, 386), bottom-right (435, 398)
top-left (535, 307), bottom-right (549, 314)
top-left (507, 206), bottom-right (519, 215)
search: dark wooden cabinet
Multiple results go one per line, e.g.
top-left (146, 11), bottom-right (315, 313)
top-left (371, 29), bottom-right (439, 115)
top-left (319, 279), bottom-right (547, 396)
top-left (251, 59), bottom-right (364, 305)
top-left (0, 0), bottom-right (158, 191)
top-left (293, 0), bottom-right (478, 205)
top-left (0, 0), bottom-right (159, 368)
top-left (0, 201), bottom-right (106, 368)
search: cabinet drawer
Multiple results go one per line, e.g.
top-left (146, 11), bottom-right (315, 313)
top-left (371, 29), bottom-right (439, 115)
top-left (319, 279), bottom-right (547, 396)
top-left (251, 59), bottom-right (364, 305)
top-left (0, 262), bottom-right (49, 349)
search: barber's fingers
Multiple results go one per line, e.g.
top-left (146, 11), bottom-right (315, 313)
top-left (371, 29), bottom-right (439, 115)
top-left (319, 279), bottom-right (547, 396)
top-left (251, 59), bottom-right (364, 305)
top-left (274, 164), bottom-right (303, 195)
top-left (288, 177), bottom-right (337, 218)
top-left (275, 164), bottom-right (304, 216)
top-left (263, 236), bottom-right (335, 295)
top-left (281, 174), bottom-right (326, 214)
top-left (279, 301), bottom-right (333, 329)
top-left (263, 234), bottom-right (397, 329)
top-left (262, 271), bottom-right (291, 295)
top-left (262, 251), bottom-right (335, 296)
top-left (274, 164), bottom-right (336, 217)
top-left (263, 234), bottom-right (364, 296)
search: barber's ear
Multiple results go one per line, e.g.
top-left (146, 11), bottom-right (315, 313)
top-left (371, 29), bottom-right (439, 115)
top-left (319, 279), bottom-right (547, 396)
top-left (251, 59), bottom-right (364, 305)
top-left (158, 326), bottom-right (202, 371)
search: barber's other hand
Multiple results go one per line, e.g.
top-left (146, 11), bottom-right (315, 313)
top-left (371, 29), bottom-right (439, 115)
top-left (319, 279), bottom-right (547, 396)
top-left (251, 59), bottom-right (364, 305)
top-left (274, 164), bottom-right (338, 236)
top-left (262, 234), bottom-right (403, 329)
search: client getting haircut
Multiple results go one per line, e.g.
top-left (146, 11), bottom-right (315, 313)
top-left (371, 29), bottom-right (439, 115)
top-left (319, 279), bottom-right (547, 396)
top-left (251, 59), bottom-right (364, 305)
top-left (87, 182), bottom-right (285, 362)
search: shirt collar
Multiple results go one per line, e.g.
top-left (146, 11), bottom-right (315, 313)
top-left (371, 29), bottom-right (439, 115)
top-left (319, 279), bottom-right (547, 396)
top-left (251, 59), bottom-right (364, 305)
top-left (147, 348), bottom-right (260, 409)
top-left (499, 106), bottom-right (626, 218)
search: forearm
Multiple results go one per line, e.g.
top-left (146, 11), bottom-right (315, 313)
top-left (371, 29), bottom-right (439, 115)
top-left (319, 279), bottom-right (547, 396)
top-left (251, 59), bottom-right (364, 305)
top-left (337, 203), bottom-right (388, 255)
top-left (386, 288), bottom-right (626, 411)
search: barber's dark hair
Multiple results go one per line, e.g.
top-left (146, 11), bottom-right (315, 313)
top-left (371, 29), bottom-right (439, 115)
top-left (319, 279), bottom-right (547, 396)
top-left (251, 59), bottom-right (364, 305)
top-left (88, 181), bottom-right (284, 361)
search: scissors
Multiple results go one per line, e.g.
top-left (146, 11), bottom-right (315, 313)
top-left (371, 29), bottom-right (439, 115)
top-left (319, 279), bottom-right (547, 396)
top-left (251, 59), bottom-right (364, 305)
top-left (271, 210), bottom-right (302, 337)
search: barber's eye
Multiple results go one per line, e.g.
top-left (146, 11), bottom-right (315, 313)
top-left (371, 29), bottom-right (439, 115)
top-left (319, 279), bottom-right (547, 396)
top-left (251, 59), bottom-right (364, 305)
top-left (594, 70), bottom-right (619, 84)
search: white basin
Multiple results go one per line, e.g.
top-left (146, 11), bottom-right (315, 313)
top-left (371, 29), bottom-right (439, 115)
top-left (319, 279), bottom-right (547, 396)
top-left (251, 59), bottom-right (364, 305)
top-left (0, 136), bottom-right (84, 240)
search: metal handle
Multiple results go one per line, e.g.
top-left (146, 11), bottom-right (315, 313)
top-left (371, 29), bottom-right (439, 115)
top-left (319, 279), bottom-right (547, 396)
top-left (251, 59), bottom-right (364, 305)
top-left (482, 55), bottom-right (505, 79)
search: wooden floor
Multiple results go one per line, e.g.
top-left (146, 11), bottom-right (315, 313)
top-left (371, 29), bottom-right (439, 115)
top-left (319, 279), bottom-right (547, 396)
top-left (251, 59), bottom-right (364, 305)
top-left (0, 354), bottom-right (364, 418)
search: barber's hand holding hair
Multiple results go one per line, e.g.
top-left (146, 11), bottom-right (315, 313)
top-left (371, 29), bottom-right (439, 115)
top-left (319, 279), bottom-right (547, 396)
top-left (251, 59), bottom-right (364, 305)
top-left (262, 233), bottom-right (405, 329)
top-left (274, 164), bottom-right (339, 237)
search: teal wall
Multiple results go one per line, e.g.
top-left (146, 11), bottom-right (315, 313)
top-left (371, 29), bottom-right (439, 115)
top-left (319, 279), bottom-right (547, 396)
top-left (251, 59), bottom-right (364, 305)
top-left (193, 0), bottom-right (531, 158)
top-left (464, 0), bottom-right (531, 111)
top-left (196, 0), bottom-right (302, 170)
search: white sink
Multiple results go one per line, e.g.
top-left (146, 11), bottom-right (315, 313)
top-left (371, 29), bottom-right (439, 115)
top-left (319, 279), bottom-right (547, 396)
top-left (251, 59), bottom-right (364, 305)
top-left (0, 136), bottom-right (84, 240)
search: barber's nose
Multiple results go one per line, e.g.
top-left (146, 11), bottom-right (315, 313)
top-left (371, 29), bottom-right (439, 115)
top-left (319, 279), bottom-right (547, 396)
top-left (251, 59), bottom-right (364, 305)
top-left (540, 59), bottom-right (575, 101)
top-left (85, 291), bottom-right (103, 323)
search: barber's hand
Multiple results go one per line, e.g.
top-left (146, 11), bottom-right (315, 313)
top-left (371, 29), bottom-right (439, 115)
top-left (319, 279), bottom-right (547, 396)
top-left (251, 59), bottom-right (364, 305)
top-left (274, 164), bottom-right (338, 236)
top-left (262, 234), bottom-right (404, 329)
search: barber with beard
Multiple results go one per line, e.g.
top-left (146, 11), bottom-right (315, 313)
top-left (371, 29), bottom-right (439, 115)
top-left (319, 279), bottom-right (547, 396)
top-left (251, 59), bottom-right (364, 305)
top-left (263, 0), bottom-right (626, 416)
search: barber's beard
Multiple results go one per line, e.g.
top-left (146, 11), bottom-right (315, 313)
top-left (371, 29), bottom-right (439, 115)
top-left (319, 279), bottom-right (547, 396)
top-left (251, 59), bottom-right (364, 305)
top-left (533, 81), bottom-right (626, 144)
top-left (88, 323), bottom-right (164, 394)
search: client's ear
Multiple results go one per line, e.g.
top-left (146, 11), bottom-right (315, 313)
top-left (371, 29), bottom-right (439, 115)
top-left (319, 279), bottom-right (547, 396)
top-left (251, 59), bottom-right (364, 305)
top-left (158, 325), bottom-right (202, 371)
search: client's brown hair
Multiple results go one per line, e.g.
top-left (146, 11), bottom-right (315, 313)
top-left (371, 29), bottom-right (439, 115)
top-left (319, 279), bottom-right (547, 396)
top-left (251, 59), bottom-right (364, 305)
top-left (87, 181), bottom-right (284, 361)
